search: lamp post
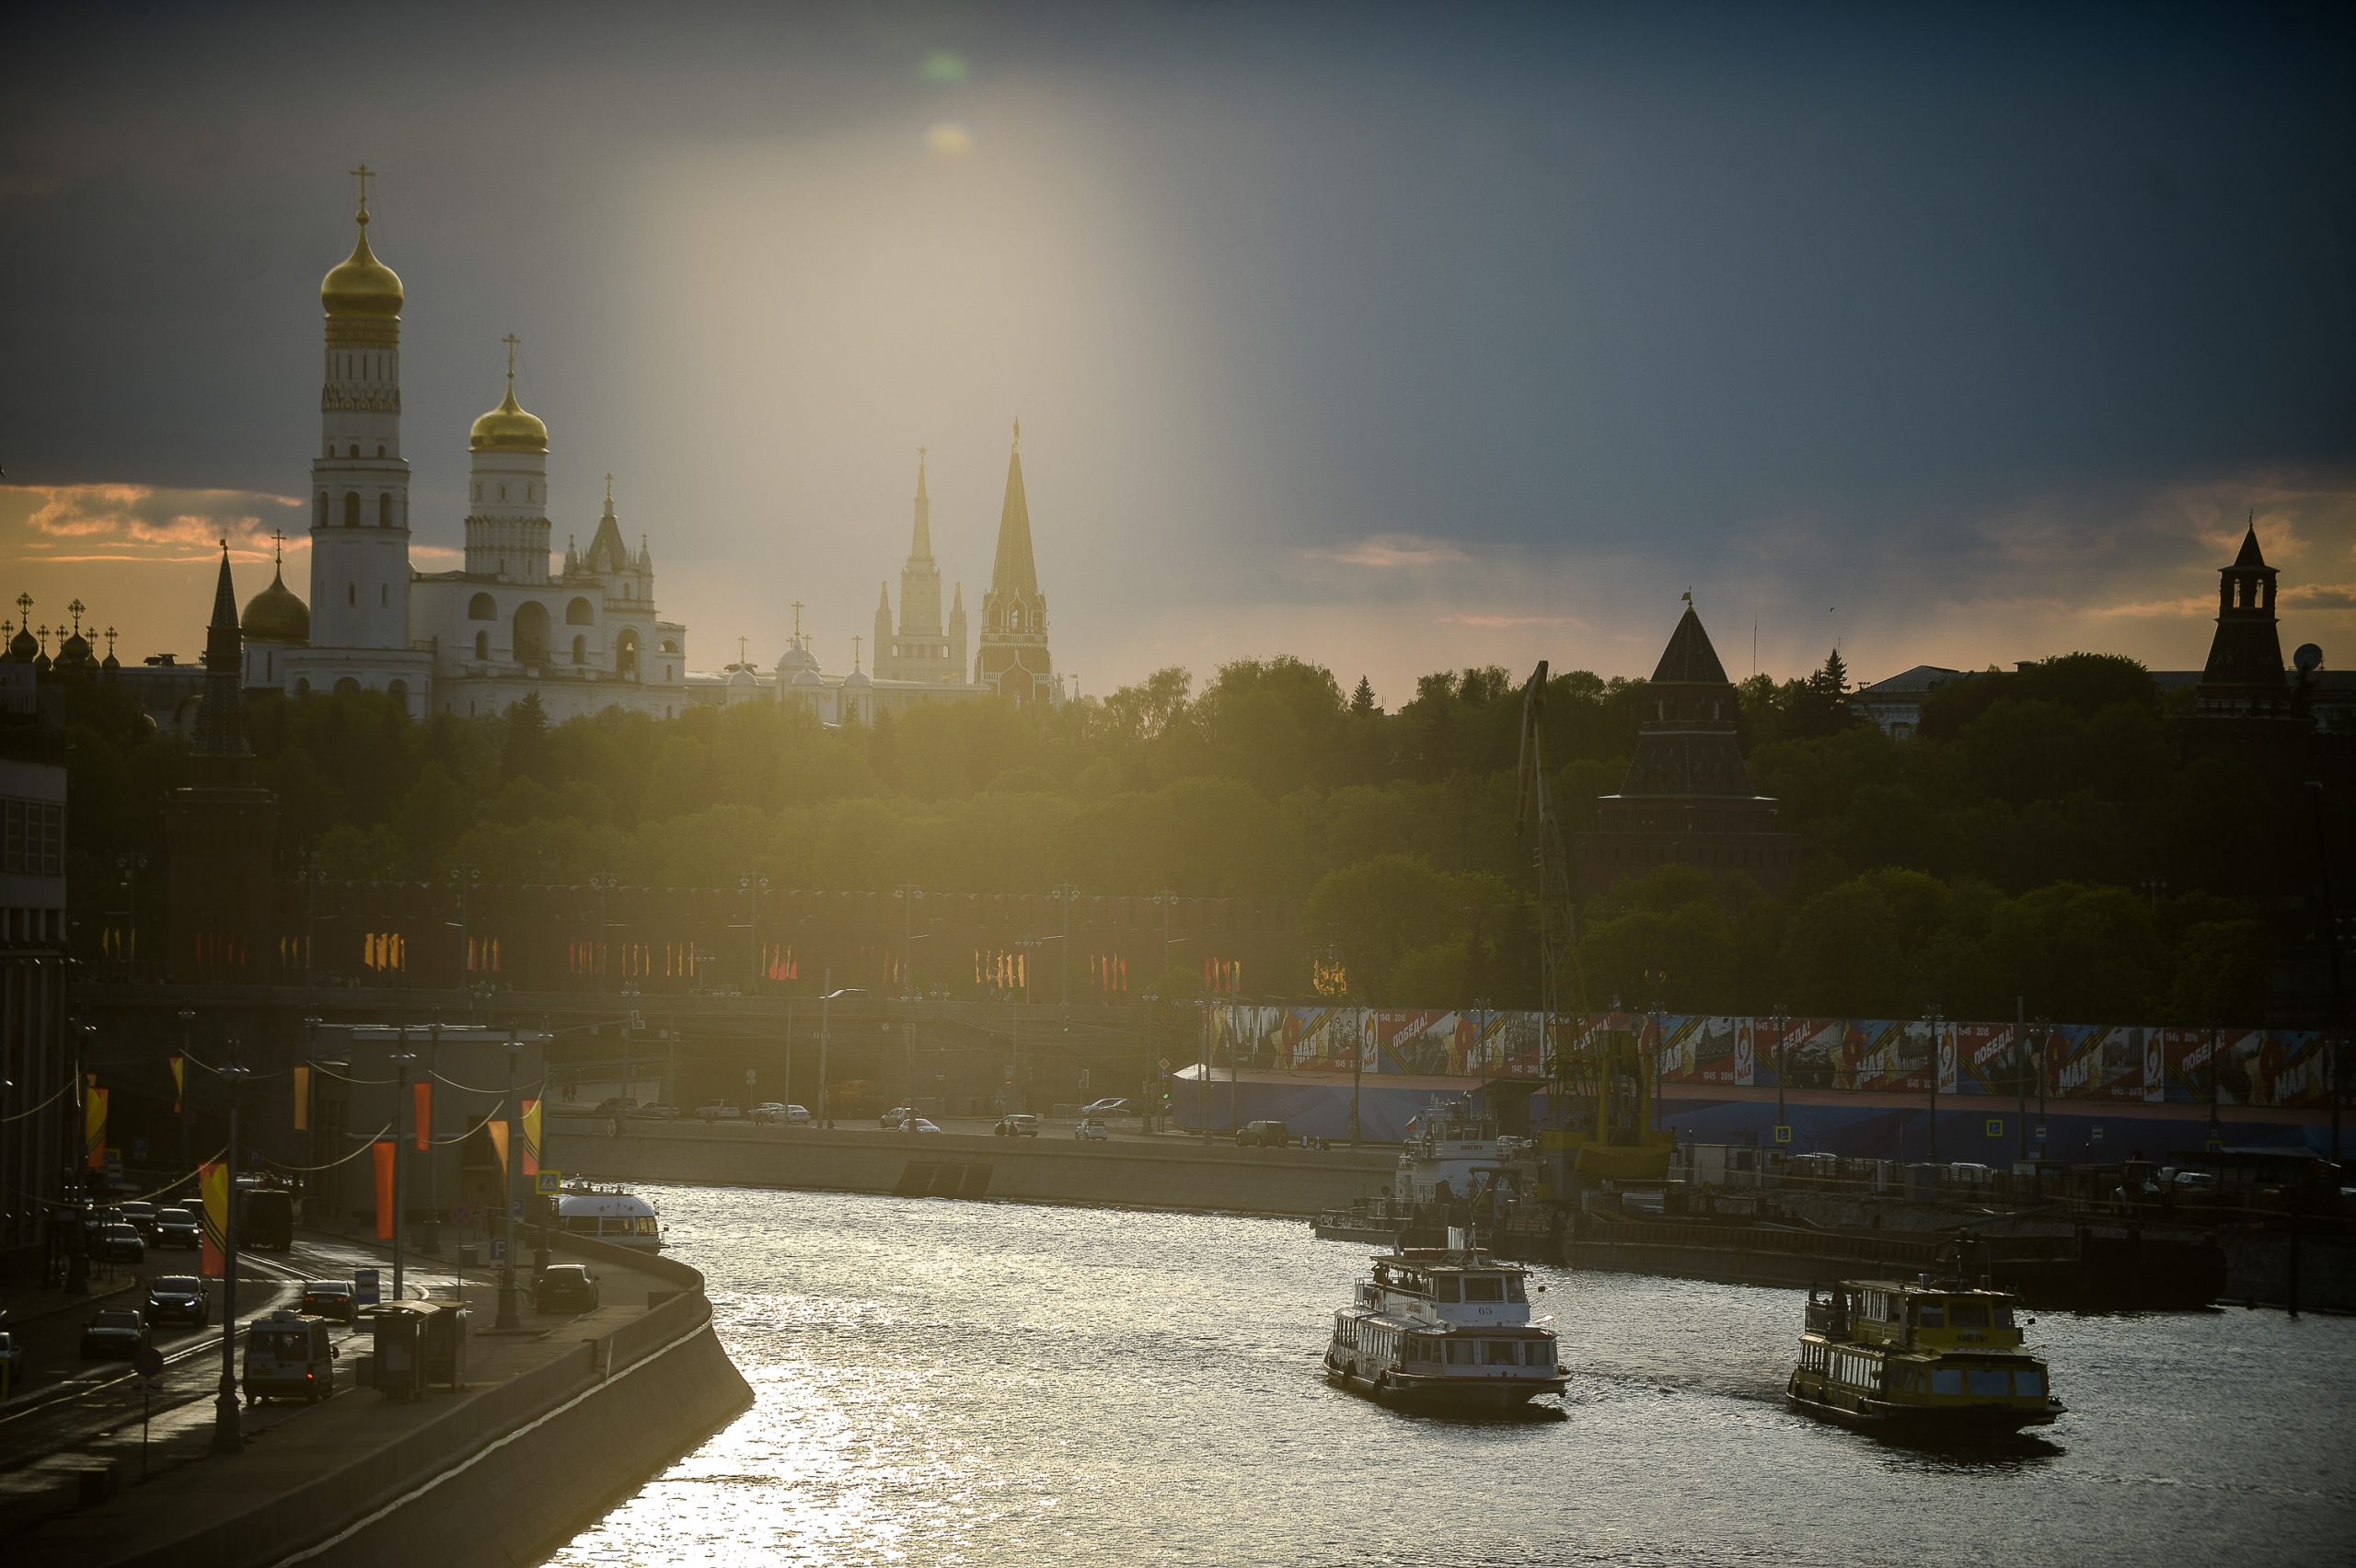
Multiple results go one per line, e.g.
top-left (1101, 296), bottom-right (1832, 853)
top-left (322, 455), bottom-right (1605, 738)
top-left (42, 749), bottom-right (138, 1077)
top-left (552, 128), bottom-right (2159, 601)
top-left (114, 852), bottom-right (145, 978)
top-left (302, 851), bottom-right (329, 989)
top-left (177, 1007), bottom-right (197, 1181)
top-left (895, 886), bottom-right (921, 1106)
top-left (816, 976), bottom-right (864, 1129)
top-left (2035, 1014), bottom-right (2050, 1149)
top-left (741, 873), bottom-right (770, 989)
top-left (1472, 996), bottom-right (1494, 1092)
top-left (1771, 1006), bottom-right (1791, 1147)
top-left (210, 1057), bottom-right (251, 1456)
top-left (1141, 989), bottom-right (1159, 1135)
top-left (452, 863), bottom-right (481, 990)
top-left (389, 1035), bottom-right (414, 1303)
top-left (1052, 882), bottom-right (1080, 1006)
top-left (420, 1023), bottom-right (443, 1257)
top-left (588, 874), bottom-right (618, 993)
top-left (2208, 1021), bottom-right (2223, 1146)
top-left (1923, 1005), bottom-right (1944, 1166)
top-left (495, 1029), bottom-right (523, 1331)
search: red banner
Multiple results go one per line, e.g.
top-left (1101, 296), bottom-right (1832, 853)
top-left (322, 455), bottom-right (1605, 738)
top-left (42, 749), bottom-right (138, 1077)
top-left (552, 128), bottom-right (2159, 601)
top-left (413, 1080), bottom-right (432, 1151)
top-left (373, 1140), bottom-right (396, 1240)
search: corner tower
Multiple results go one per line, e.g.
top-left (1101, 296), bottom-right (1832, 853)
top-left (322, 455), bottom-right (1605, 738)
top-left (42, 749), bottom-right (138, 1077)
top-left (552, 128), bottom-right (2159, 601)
top-left (2196, 520), bottom-right (2290, 719)
top-left (878, 449), bottom-right (954, 683)
top-left (307, 166), bottom-right (412, 651)
top-left (464, 335), bottom-right (554, 582)
top-left (976, 421), bottom-right (1056, 704)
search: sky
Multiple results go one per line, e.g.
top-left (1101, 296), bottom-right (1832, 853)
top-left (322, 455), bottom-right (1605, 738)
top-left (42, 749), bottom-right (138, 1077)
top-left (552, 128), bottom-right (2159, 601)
top-left (4, 1), bottom-right (2352, 704)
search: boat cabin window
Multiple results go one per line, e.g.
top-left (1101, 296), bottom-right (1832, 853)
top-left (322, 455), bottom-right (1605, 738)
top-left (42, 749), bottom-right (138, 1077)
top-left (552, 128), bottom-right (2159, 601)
top-left (2015, 1367), bottom-right (2044, 1396)
top-left (1446, 1340), bottom-right (1475, 1365)
top-left (1992, 1304), bottom-right (2015, 1329)
top-left (1932, 1368), bottom-right (1964, 1395)
top-left (1948, 1302), bottom-right (1990, 1329)
top-left (1465, 1275), bottom-right (1505, 1303)
top-left (1484, 1340), bottom-right (1518, 1365)
top-left (1916, 1302), bottom-right (1946, 1329)
top-left (1432, 1276), bottom-right (1461, 1302)
top-left (1522, 1342), bottom-right (1552, 1366)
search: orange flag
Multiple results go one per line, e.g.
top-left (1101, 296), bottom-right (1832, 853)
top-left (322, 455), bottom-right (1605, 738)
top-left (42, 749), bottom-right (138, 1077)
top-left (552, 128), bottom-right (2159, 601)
top-left (413, 1080), bottom-right (432, 1151)
top-left (168, 1055), bottom-right (185, 1115)
top-left (292, 1064), bottom-right (310, 1133)
top-left (488, 1119), bottom-right (510, 1180)
top-left (372, 1141), bottom-right (396, 1240)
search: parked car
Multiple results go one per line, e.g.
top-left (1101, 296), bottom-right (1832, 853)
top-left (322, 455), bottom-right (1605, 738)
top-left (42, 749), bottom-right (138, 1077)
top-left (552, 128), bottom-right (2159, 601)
top-left (299, 1280), bottom-right (358, 1323)
top-left (593, 1097), bottom-right (632, 1118)
top-left (1236, 1120), bottom-right (1290, 1148)
top-left (995, 1114), bottom-right (1041, 1137)
top-left (881, 1107), bottom-right (914, 1129)
top-left (145, 1274), bottom-right (210, 1329)
top-left (535, 1263), bottom-right (602, 1314)
top-left (694, 1101), bottom-right (742, 1122)
top-left (1078, 1098), bottom-right (1134, 1118)
top-left (81, 1309), bottom-right (151, 1360)
top-left (96, 1222), bottom-right (147, 1263)
top-left (153, 1207), bottom-right (201, 1249)
top-left (629, 1103), bottom-right (680, 1120)
top-left (750, 1102), bottom-right (812, 1125)
top-left (1074, 1119), bottom-right (1110, 1141)
top-left (907, 1118), bottom-right (943, 1135)
top-left (0, 1329), bottom-right (27, 1392)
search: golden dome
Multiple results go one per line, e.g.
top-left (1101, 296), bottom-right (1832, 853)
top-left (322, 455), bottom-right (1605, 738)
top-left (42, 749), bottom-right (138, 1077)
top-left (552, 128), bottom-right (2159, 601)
top-left (319, 209), bottom-right (404, 319)
top-left (469, 370), bottom-right (549, 455)
top-left (242, 562), bottom-right (310, 644)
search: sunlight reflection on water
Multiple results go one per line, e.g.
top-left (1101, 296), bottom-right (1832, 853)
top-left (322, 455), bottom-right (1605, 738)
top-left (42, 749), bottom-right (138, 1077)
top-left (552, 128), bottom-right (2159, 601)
top-left (546, 1186), bottom-right (2356, 1567)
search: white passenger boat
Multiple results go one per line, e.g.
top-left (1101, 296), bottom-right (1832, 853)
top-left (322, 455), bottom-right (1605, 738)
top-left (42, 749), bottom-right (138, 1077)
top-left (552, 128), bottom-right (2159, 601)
top-left (554, 1181), bottom-right (664, 1251)
top-left (1324, 1236), bottom-right (1566, 1412)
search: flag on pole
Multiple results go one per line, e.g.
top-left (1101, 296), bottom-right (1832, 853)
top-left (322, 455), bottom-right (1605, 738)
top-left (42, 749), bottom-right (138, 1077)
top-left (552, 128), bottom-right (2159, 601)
top-left (169, 1055), bottom-right (184, 1115)
top-left (372, 1141), bottom-right (395, 1240)
top-left (292, 1063), bottom-right (310, 1133)
top-left (199, 1159), bottom-right (229, 1277)
top-left (84, 1084), bottom-right (108, 1171)
top-left (521, 1098), bottom-right (542, 1177)
top-left (413, 1080), bottom-right (432, 1151)
top-left (488, 1118), bottom-right (510, 1180)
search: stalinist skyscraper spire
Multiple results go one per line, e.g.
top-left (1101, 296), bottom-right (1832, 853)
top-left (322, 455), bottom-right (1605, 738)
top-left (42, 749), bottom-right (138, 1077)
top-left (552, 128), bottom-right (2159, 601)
top-left (975, 419), bottom-right (1055, 704)
top-left (876, 446), bottom-right (963, 685)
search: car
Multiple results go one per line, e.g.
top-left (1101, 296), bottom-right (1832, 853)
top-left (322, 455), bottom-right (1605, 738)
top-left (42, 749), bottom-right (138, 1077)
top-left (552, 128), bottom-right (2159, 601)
top-left (694, 1101), bottom-right (742, 1122)
top-left (80, 1309), bottom-right (151, 1361)
top-left (96, 1222), bottom-right (147, 1263)
top-left (1236, 1120), bottom-right (1290, 1148)
top-left (628, 1103), bottom-right (680, 1120)
top-left (118, 1201), bottom-right (160, 1237)
top-left (750, 1102), bottom-right (812, 1125)
top-left (0, 1330), bottom-right (27, 1392)
top-left (995, 1114), bottom-right (1041, 1137)
top-left (145, 1274), bottom-right (210, 1328)
top-left (906, 1118), bottom-right (943, 1135)
top-left (299, 1280), bottom-right (358, 1322)
top-left (1074, 1119), bottom-right (1110, 1141)
top-left (536, 1263), bottom-right (603, 1314)
top-left (1078, 1098), bottom-right (1134, 1118)
top-left (592, 1096), bottom-right (631, 1118)
top-left (881, 1107), bottom-right (914, 1129)
top-left (153, 1207), bottom-right (201, 1249)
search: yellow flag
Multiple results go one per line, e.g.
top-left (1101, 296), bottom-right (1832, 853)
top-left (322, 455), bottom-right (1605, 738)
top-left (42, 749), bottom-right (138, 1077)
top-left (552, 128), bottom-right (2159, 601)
top-left (85, 1084), bottom-right (108, 1170)
top-left (199, 1159), bottom-right (229, 1277)
top-left (522, 1098), bottom-right (543, 1177)
top-left (488, 1118), bottom-right (510, 1180)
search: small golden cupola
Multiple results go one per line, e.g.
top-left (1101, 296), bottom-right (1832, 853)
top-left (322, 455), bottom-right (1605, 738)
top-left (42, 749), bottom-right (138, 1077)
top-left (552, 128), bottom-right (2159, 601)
top-left (468, 335), bottom-right (549, 454)
top-left (241, 534), bottom-right (311, 644)
top-left (318, 170), bottom-right (404, 319)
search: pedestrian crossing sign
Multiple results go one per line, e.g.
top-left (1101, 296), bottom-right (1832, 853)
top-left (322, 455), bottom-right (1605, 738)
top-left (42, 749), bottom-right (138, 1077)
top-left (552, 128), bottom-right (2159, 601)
top-left (1773, 1124), bottom-right (1791, 1144)
top-left (535, 1170), bottom-right (562, 1196)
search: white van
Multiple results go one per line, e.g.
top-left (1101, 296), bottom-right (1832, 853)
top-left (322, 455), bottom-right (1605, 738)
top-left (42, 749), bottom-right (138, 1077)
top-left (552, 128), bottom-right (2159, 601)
top-left (242, 1309), bottom-right (339, 1404)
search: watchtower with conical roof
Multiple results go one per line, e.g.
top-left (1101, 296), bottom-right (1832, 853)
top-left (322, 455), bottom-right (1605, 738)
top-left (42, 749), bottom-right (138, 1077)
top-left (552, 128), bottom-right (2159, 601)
top-left (976, 421), bottom-right (1057, 704)
top-left (1572, 598), bottom-right (1799, 898)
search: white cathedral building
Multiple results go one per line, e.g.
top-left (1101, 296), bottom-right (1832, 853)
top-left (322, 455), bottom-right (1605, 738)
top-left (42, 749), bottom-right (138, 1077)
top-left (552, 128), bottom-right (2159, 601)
top-left (238, 177), bottom-right (688, 722)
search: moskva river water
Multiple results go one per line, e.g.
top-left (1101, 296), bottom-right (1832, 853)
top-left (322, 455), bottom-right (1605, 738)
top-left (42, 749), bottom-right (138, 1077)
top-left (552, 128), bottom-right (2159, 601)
top-left (547, 1185), bottom-right (2353, 1567)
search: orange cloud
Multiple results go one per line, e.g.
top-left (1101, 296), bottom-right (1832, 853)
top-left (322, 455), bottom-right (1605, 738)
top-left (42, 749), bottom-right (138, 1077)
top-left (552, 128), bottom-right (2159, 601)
top-left (1311, 534), bottom-right (1469, 569)
top-left (7, 482), bottom-right (305, 562)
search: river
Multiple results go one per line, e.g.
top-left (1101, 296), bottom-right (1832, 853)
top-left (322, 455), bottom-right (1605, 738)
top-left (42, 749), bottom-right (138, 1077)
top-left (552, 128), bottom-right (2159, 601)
top-left (546, 1185), bottom-right (2353, 1566)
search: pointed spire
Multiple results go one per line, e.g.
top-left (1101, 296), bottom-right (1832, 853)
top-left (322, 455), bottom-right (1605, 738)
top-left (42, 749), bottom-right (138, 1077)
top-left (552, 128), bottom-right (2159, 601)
top-left (1650, 601), bottom-right (1731, 686)
top-left (909, 446), bottom-right (934, 562)
top-left (988, 421), bottom-right (1041, 604)
top-left (2234, 513), bottom-right (2267, 569)
top-left (638, 533), bottom-right (653, 571)
top-left (210, 540), bottom-right (239, 629)
top-left (564, 534), bottom-right (580, 574)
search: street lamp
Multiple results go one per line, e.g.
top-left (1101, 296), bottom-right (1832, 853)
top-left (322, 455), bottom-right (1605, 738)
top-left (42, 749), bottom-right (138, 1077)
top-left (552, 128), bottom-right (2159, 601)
top-left (587, 874), bottom-right (618, 993)
top-left (114, 852), bottom-right (145, 977)
top-left (1770, 1006), bottom-right (1791, 1151)
top-left (740, 873), bottom-right (771, 989)
top-left (420, 1023), bottom-right (444, 1257)
top-left (495, 1028), bottom-right (525, 1331)
top-left (817, 978), bottom-right (864, 1129)
top-left (211, 1057), bottom-right (252, 1456)
top-left (302, 851), bottom-right (329, 989)
top-left (1052, 882), bottom-right (1081, 1006)
top-left (1923, 1005), bottom-right (1944, 1166)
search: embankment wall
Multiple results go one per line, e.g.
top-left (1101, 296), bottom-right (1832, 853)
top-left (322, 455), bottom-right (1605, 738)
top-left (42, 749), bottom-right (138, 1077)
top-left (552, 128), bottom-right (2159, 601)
top-left (108, 1238), bottom-right (750, 1568)
top-left (549, 1121), bottom-right (1393, 1216)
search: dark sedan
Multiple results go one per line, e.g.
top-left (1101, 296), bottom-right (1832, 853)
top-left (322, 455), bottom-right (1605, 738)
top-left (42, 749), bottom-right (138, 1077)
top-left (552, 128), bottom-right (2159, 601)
top-left (96, 1223), bottom-right (147, 1263)
top-left (535, 1264), bottom-right (601, 1314)
top-left (80, 1309), bottom-right (151, 1361)
top-left (145, 1275), bottom-right (210, 1328)
top-left (154, 1208), bottom-right (201, 1249)
top-left (300, 1281), bottom-right (357, 1322)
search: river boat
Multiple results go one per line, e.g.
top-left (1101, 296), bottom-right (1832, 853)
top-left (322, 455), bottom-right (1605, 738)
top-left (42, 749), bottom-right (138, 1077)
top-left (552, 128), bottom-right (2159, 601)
top-left (1311, 1099), bottom-right (1527, 1244)
top-left (1324, 1238), bottom-right (1567, 1412)
top-left (554, 1181), bottom-right (664, 1251)
top-left (1786, 1277), bottom-right (2062, 1437)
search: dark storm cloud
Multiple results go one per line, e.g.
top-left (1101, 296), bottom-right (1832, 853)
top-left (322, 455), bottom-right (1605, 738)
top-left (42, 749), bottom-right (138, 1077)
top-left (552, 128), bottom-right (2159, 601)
top-left (3, 1), bottom-right (2350, 686)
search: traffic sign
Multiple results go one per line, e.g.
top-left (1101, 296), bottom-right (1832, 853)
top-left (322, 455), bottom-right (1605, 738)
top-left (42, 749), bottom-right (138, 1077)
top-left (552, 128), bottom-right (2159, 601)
top-left (1985, 1118), bottom-right (2004, 1137)
top-left (2091, 1125), bottom-right (2105, 1144)
top-left (1773, 1124), bottom-right (1792, 1144)
top-left (132, 1344), bottom-right (164, 1379)
top-left (535, 1170), bottom-right (563, 1196)
top-left (354, 1267), bottom-right (382, 1308)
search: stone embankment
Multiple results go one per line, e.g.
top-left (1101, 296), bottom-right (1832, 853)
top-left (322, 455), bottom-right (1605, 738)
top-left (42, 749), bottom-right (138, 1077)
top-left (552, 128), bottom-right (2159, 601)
top-left (20, 1237), bottom-right (748, 1568)
top-left (549, 1119), bottom-right (1394, 1217)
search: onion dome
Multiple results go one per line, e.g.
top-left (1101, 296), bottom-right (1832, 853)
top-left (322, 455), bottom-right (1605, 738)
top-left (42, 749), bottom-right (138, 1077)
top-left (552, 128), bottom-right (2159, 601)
top-left (320, 206), bottom-right (404, 319)
top-left (242, 560), bottom-right (311, 644)
top-left (7, 625), bottom-right (35, 663)
top-left (56, 629), bottom-right (95, 670)
top-left (469, 367), bottom-right (549, 455)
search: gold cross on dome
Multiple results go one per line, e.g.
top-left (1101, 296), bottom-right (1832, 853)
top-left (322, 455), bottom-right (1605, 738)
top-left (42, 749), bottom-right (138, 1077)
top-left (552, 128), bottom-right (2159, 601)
top-left (271, 529), bottom-right (286, 565)
top-left (738, 634), bottom-right (749, 664)
top-left (16, 593), bottom-right (30, 618)
top-left (69, 599), bottom-right (85, 633)
top-left (502, 334), bottom-right (519, 384)
top-left (351, 164), bottom-right (373, 205)
top-left (791, 601), bottom-right (804, 643)
top-left (852, 634), bottom-right (863, 671)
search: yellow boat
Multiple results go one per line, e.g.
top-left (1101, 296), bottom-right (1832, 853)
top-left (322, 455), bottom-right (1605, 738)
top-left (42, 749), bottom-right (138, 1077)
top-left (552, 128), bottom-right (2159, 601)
top-left (1787, 1278), bottom-right (2063, 1437)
